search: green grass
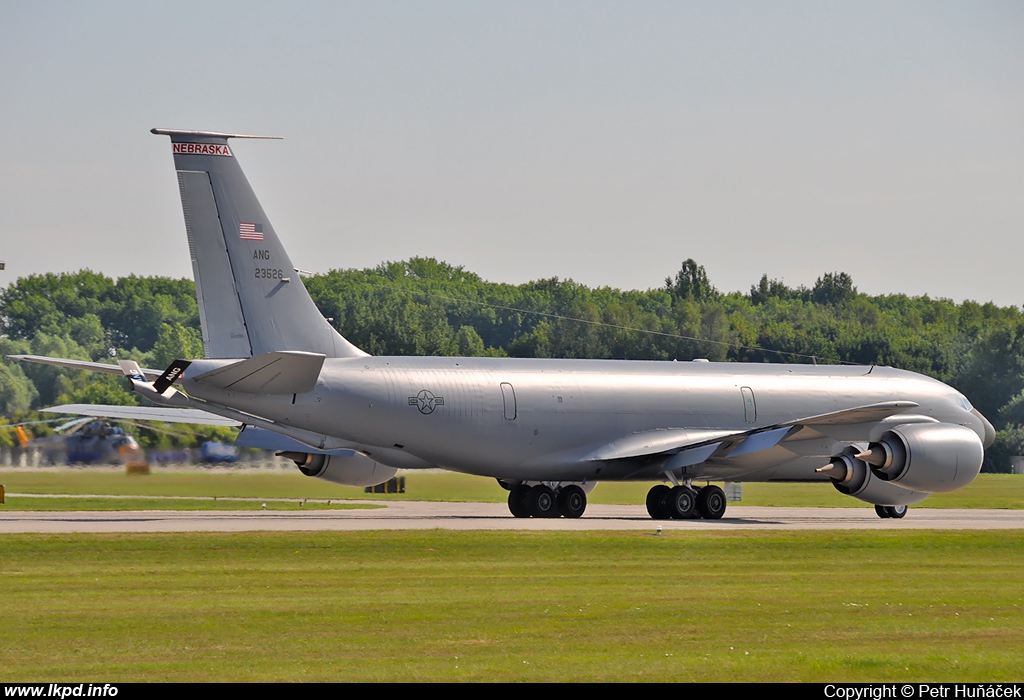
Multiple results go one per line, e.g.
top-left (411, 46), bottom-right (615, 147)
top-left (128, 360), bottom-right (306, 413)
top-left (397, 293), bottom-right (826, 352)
top-left (1, 469), bottom-right (1022, 510)
top-left (1, 530), bottom-right (1022, 681)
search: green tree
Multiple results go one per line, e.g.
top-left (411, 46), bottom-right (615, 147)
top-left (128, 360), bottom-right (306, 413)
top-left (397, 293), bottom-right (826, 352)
top-left (985, 424), bottom-right (1024, 473)
top-left (749, 274), bottom-right (800, 304)
top-left (455, 326), bottom-right (486, 356)
top-left (811, 272), bottom-right (856, 306)
top-left (666, 259), bottom-right (716, 302)
top-left (152, 323), bottom-right (206, 368)
top-left (0, 362), bottom-right (38, 415)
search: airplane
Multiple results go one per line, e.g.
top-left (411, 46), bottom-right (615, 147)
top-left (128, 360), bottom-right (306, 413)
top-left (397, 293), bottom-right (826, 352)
top-left (10, 128), bottom-right (996, 521)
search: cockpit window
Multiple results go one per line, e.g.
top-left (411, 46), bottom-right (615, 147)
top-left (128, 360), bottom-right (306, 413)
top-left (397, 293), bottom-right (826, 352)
top-left (956, 395), bottom-right (973, 411)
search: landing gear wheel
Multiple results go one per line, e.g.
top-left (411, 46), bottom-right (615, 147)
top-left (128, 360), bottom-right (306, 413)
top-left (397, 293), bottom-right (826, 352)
top-left (528, 485), bottom-right (559, 518)
top-left (646, 485), bottom-right (672, 520)
top-left (558, 485), bottom-right (587, 518)
top-left (874, 504), bottom-right (891, 519)
top-left (668, 485), bottom-right (698, 519)
top-left (696, 485), bottom-right (727, 520)
top-left (887, 505), bottom-right (908, 519)
top-left (508, 486), bottom-right (531, 518)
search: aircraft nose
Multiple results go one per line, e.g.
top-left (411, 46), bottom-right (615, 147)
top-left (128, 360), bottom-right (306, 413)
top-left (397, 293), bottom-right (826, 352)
top-left (971, 408), bottom-right (996, 449)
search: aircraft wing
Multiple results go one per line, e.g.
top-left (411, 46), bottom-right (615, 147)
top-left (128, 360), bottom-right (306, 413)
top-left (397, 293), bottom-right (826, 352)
top-left (789, 401), bottom-right (920, 426)
top-left (593, 400), bottom-right (920, 475)
top-left (8, 355), bottom-right (163, 381)
top-left (41, 404), bottom-right (242, 427)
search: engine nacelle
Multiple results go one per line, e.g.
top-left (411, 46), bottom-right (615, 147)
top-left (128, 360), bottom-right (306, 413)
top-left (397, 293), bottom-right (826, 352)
top-left (282, 451), bottom-right (398, 487)
top-left (824, 452), bottom-right (931, 507)
top-left (857, 423), bottom-right (983, 493)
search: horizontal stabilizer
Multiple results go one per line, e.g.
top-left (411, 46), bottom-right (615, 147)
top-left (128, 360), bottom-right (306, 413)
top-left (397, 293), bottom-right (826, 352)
top-left (191, 351), bottom-right (325, 394)
top-left (41, 404), bottom-right (241, 427)
top-left (8, 355), bottom-right (162, 380)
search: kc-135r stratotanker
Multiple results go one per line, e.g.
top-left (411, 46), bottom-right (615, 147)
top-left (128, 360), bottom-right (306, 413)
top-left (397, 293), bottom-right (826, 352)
top-left (12, 129), bottom-right (995, 520)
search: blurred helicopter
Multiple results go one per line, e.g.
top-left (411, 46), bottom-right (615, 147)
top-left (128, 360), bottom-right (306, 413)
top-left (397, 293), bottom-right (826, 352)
top-left (10, 417), bottom-right (142, 465)
top-left (10, 414), bottom-right (239, 466)
top-left (63, 419), bottom-right (141, 464)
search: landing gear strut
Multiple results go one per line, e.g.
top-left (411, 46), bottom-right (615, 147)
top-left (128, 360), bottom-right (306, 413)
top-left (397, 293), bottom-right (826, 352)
top-left (646, 483), bottom-right (727, 520)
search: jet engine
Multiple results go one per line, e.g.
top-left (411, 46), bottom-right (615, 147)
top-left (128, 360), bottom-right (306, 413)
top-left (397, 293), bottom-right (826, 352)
top-left (855, 423), bottom-right (983, 493)
top-left (280, 451), bottom-right (398, 487)
top-left (822, 451), bottom-right (931, 507)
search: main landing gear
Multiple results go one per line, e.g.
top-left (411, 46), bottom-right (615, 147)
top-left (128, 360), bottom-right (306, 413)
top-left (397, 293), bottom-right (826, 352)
top-left (508, 484), bottom-right (587, 519)
top-left (874, 504), bottom-right (908, 519)
top-left (645, 483), bottom-right (727, 520)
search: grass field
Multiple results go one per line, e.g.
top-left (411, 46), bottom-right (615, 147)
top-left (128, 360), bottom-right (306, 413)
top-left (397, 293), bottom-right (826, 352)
top-left (1, 530), bottom-right (1022, 681)
top-left (3, 496), bottom-right (380, 511)
top-left (3, 471), bottom-right (1022, 682)
top-left (1, 469), bottom-right (1022, 510)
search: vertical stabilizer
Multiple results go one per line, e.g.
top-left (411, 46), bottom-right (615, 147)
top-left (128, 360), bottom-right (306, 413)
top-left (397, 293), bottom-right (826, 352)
top-left (152, 129), bottom-right (367, 359)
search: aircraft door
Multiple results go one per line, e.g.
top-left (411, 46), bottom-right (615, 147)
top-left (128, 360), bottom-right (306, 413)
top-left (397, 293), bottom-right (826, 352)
top-left (741, 386), bottom-right (756, 423)
top-left (501, 382), bottom-right (517, 420)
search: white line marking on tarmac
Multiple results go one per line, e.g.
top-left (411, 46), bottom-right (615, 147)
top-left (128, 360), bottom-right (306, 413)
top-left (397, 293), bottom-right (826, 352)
top-left (2, 503), bottom-right (1023, 533)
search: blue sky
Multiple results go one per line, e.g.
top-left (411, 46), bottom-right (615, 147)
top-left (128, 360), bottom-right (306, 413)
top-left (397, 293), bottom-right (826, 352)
top-left (2, 1), bottom-right (1022, 305)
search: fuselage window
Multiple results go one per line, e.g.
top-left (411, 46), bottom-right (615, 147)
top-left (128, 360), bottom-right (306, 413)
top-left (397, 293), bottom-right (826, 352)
top-left (501, 382), bottom-right (517, 421)
top-left (741, 386), bottom-right (756, 423)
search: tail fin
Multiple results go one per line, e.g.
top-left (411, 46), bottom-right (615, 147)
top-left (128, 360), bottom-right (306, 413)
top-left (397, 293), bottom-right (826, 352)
top-left (151, 128), bottom-right (367, 359)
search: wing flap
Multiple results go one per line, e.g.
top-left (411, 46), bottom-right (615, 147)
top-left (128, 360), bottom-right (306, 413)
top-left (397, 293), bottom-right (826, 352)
top-left (661, 442), bottom-right (722, 473)
top-left (584, 428), bottom-right (742, 462)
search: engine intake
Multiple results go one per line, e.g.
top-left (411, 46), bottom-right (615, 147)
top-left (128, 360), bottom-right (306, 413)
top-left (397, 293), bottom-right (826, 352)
top-left (855, 423), bottom-right (983, 493)
top-left (821, 451), bottom-right (930, 507)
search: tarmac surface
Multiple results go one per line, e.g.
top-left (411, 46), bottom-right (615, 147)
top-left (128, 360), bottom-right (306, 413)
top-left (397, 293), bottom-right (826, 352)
top-left (2, 501), bottom-right (1024, 532)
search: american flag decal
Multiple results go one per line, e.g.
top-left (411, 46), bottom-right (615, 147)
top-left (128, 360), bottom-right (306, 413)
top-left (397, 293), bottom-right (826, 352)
top-left (239, 222), bottom-right (264, 241)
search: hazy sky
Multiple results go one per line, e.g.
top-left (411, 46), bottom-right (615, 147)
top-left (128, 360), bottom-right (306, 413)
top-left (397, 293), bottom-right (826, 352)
top-left (2, 1), bottom-right (1022, 306)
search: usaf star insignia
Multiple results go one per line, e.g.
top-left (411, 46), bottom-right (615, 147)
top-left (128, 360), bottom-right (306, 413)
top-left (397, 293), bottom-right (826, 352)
top-left (409, 389), bottom-right (444, 414)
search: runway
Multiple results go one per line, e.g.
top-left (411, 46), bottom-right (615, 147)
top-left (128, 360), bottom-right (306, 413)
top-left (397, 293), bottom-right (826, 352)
top-left (2, 502), bottom-right (1023, 532)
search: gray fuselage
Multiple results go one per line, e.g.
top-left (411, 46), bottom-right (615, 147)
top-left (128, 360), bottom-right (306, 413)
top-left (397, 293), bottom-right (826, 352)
top-left (181, 357), bottom-right (988, 483)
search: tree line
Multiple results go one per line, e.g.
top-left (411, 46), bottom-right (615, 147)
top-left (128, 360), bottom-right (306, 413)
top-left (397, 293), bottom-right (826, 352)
top-left (1, 260), bottom-right (1022, 470)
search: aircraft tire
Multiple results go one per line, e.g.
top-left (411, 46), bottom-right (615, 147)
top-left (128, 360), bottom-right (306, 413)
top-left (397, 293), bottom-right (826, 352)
top-left (646, 485), bottom-right (671, 519)
top-left (696, 485), bottom-right (727, 520)
top-left (509, 487), bottom-right (531, 518)
top-left (668, 485), bottom-right (698, 519)
top-left (874, 504), bottom-right (891, 519)
top-left (887, 505), bottom-right (908, 519)
top-left (529, 485), bottom-right (559, 518)
top-left (558, 485), bottom-right (587, 518)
